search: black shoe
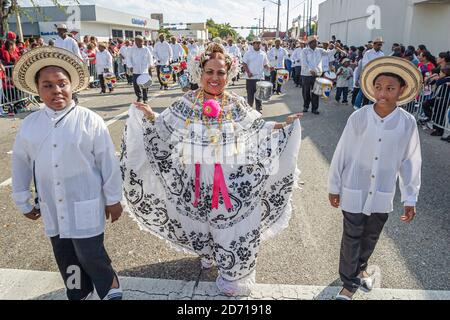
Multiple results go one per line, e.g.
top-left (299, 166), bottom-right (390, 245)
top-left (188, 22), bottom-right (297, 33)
top-left (160, 86), bottom-right (163, 90)
top-left (164, 86), bottom-right (169, 90)
top-left (99, 91), bottom-right (105, 94)
top-left (303, 108), bottom-right (309, 113)
top-left (431, 130), bottom-right (444, 137)
top-left (143, 100), bottom-right (148, 104)
top-left (312, 111), bottom-right (320, 115)
top-left (137, 98), bottom-right (142, 103)
top-left (441, 136), bottom-right (450, 142)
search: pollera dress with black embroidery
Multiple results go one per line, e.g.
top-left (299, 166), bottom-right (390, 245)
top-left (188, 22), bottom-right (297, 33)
top-left (120, 91), bottom-right (302, 283)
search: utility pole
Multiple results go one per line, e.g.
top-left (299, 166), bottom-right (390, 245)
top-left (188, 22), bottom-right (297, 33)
top-left (276, 0), bottom-right (281, 39)
top-left (309, 0), bottom-right (313, 35)
top-left (303, 2), bottom-right (306, 38)
top-left (13, 1), bottom-right (23, 42)
top-left (262, 7), bottom-right (265, 34)
top-left (286, 0), bottom-right (290, 36)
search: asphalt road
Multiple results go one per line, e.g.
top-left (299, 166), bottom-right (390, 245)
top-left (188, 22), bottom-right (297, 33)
top-left (0, 78), bottom-right (449, 291)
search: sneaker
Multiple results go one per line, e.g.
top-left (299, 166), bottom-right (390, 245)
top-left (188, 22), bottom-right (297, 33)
top-left (303, 108), bottom-right (309, 113)
top-left (103, 273), bottom-right (123, 300)
top-left (353, 106), bottom-right (359, 111)
top-left (136, 98), bottom-right (142, 103)
top-left (335, 288), bottom-right (353, 301)
top-left (358, 275), bottom-right (374, 293)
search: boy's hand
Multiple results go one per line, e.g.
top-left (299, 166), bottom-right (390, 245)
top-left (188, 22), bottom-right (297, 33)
top-left (401, 206), bottom-right (416, 223)
top-left (329, 194), bottom-right (340, 208)
top-left (105, 203), bottom-right (123, 223)
top-left (24, 208), bottom-right (41, 220)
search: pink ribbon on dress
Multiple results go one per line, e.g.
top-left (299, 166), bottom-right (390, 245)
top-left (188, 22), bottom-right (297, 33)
top-left (193, 163), bottom-right (201, 208)
top-left (212, 163), bottom-right (233, 210)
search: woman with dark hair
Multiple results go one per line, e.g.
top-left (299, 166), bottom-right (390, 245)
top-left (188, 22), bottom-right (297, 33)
top-left (2, 40), bottom-right (20, 65)
top-left (418, 51), bottom-right (437, 77)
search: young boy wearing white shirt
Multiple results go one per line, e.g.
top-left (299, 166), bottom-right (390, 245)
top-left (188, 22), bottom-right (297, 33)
top-left (11, 48), bottom-right (123, 300)
top-left (328, 57), bottom-right (423, 300)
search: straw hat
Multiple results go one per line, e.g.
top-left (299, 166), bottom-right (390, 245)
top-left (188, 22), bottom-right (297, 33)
top-left (373, 37), bottom-right (384, 44)
top-left (307, 35), bottom-right (318, 43)
top-left (360, 56), bottom-right (423, 106)
top-left (56, 23), bottom-right (68, 30)
top-left (12, 47), bottom-right (89, 96)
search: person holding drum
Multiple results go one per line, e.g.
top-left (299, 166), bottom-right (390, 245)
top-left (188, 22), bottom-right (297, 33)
top-left (128, 35), bottom-right (154, 103)
top-left (267, 38), bottom-right (289, 95)
top-left (154, 34), bottom-right (173, 90)
top-left (170, 36), bottom-right (186, 83)
top-left (121, 43), bottom-right (302, 297)
top-left (242, 38), bottom-right (271, 112)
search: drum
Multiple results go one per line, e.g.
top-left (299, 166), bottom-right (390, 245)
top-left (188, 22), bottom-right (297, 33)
top-left (136, 73), bottom-right (153, 89)
top-left (171, 62), bottom-right (183, 75)
top-left (323, 71), bottom-right (337, 81)
top-left (159, 65), bottom-right (173, 85)
top-left (276, 69), bottom-right (290, 86)
top-left (313, 78), bottom-right (333, 99)
top-left (255, 81), bottom-right (273, 101)
top-left (178, 73), bottom-right (191, 92)
top-left (103, 72), bottom-right (117, 89)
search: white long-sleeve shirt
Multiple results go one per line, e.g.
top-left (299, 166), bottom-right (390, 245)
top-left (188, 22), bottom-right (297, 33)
top-left (291, 48), bottom-right (303, 67)
top-left (300, 47), bottom-right (324, 76)
top-left (187, 44), bottom-right (199, 58)
top-left (12, 104), bottom-right (122, 239)
top-left (225, 45), bottom-right (242, 60)
top-left (128, 46), bottom-right (154, 75)
top-left (153, 41), bottom-right (173, 66)
top-left (170, 43), bottom-right (185, 61)
top-left (119, 45), bottom-right (128, 64)
top-left (362, 49), bottom-right (385, 67)
top-left (328, 105), bottom-right (422, 216)
top-left (267, 47), bottom-right (288, 69)
top-left (54, 36), bottom-right (82, 59)
top-left (95, 50), bottom-right (113, 74)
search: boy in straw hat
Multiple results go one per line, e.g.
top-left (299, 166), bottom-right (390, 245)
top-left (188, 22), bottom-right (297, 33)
top-left (328, 57), bottom-right (423, 300)
top-left (11, 47), bottom-right (123, 300)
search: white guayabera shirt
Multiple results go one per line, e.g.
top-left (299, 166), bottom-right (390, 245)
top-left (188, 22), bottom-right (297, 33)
top-left (12, 103), bottom-right (122, 239)
top-left (128, 46), bottom-right (154, 75)
top-left (328, 105), bottom-right (422, 216)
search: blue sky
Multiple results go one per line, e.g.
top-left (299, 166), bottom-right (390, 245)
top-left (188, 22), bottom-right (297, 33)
top-left (20, 0), bottom-right (326, 37)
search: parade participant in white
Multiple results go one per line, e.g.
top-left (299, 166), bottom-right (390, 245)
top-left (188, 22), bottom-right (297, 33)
top-left (128, 35), bottom-right (154, 103)
top-left (120, 40), bottom-right (133, 85)
top-left (11, 47), bottom-right (123, 301)
top-left (329, 57), bottom-right (422, 301)
top-left (242, 39), bottom-right (270, 111)
top-left (291, 41), bottom-right (305, 87)
top-left (121, 43), bottom-right (302, 297)
top-left (96, 42), bottom-right (114, 94)
top-left (154, 34), bottom-right (173, 90)
top-left (54, 24), bottom-right (82, 59)
top-left (300, 36), bottom-right (323, 114)
top-left (267, 39), bottom-right (288, 94)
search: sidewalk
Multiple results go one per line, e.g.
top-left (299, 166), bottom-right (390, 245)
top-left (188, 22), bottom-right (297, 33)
top-left (1, 269), bottom-right (449, 300)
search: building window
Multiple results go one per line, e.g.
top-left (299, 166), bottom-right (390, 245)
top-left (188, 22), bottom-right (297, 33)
top-left (112, 29), bottom-right (123, 39)
top-left (135, 31), bottom-right (142, 36)
top-left (125, 30), bottom-right (134, 39)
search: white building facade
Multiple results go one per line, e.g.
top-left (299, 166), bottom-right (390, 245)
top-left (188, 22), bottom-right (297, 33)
top-left (318, 0), bottom-right (450, 54)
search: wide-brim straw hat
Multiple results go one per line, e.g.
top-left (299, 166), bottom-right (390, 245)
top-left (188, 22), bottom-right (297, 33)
top-left (360, 56), bottom-right (423, 106)
top-left (13, 47), bottom-right (89, 96)
top-left (307, 35), bottom-right (318, 43)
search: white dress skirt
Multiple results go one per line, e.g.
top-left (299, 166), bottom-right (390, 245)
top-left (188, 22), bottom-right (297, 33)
top-left (120, 91), bottom-right (302, 295)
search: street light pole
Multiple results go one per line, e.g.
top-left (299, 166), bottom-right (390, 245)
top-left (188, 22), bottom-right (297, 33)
top-left (276, 0), bottom-right (281, 39)
top-left (262, 7), bottom-right (265, 34)
top-left (286, 0), bottom-right (290, 36)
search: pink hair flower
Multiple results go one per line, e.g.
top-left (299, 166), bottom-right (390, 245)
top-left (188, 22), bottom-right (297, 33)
top-left (203, 99), bottom-right (221, 118)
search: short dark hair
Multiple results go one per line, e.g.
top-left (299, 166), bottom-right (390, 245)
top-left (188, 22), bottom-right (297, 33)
top-left (373, 72), bottom-right (406, 87)
top-left (35, 66), bottom-right (71, 86)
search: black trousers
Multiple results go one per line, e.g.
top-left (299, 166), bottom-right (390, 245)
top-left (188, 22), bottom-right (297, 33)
top-left (50, 233), bottom-right (116, 300)
top-left (302, 75), bottom-right (319, 112)
top-left (156, 65), bottom-right (168, 87)
top-left (123, 64), bottom-right (132, 84)
top-left (336, 87), bottom-right (349, 103)
top-left (98, 74), bottom-right (106, 93)
top-left (293, 66), bottom-right (302, 86)
top-left (270, 69), bottom-right (282, 93)
top-left (132, 74), bottom-right (148, 101)
top-left (339, 211), bottom-right (389, 293)
top-left (246, 79), bottom-right (262, 110)
top-left (352, 87), bottom-right (360, 106)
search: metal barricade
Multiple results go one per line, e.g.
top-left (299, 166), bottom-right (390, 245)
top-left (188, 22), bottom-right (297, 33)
top-left (85, 57), bottom-right (100, 87)
top-left (1, 65), bottom-right (40, 116)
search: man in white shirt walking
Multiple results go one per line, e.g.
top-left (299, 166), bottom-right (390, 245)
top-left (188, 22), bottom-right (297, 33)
top-left (119, 39), bottom-right (133, 85)
top-left (300, 36), bottom-right (323, 114)
top-left (170, 36), bottom-right (185, 83)
top-left (54, 24), bottom-right (82, 59)
top-left (267, 38), bottom-right (289, 94)
top-left (291, 40), bottom-right (305, 87)
top-left (242, 39), bottom-right (270, 112)
top-left (187, 39), bottom-right (200, 59)
top-left (128, 35), bottom-right (154, 103)
top-left (225, 38), bottom-right (242, 85)
top-left (96, 42), bottom-right (113, 94)
top-left (154, 34), bottom-right (173, 90)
